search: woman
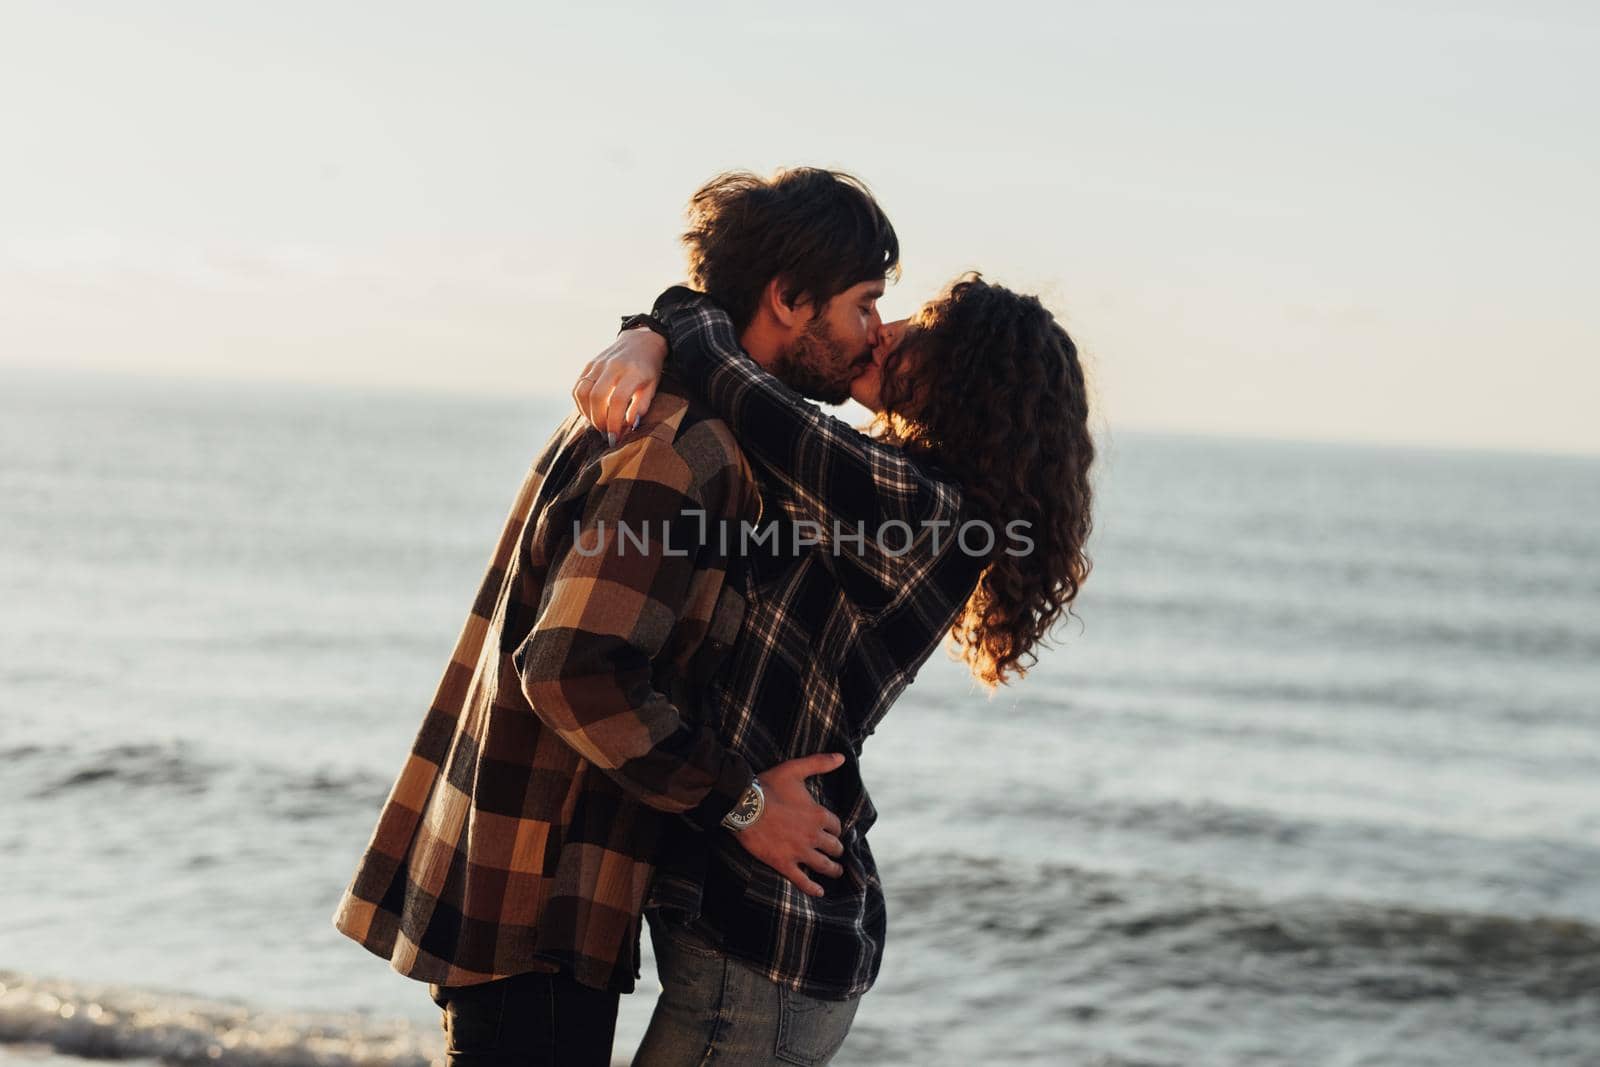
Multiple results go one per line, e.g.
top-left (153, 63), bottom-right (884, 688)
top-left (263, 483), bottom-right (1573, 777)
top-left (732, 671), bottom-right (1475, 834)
top-left (573, 272), bottom-right (1095, 1065)
top-left (579, 272), bottom-right (1094, 688)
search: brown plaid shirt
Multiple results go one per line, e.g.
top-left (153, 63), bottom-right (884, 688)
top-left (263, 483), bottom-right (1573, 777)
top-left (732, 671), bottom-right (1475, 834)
top-left (331, 372), bottom-right (761, 994)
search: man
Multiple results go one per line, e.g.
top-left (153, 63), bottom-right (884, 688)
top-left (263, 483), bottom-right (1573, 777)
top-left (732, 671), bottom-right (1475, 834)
top-left (330, 166), bottom-right (895, 1065)
top-left (574, 168), bottom-right (976, 1066)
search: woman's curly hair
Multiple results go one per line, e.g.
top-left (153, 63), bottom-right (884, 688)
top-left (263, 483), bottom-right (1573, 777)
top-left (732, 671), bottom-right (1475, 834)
top-left (870, 273), bottom-right (1096, 688)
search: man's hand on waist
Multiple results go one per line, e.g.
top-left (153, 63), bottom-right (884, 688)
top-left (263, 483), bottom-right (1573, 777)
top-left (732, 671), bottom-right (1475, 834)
top-left (728, 752), bottom-right (847, 898)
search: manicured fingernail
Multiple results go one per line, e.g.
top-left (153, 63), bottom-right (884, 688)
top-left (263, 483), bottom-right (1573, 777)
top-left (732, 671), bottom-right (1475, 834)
top-left (631, 415), bottom-right (640, 430)
top-left (606, 432), bottom-right (616, 447)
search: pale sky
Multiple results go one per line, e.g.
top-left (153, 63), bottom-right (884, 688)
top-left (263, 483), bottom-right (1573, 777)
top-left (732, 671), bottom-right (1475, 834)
top-left (3, 1), bottom-right (1596, 454)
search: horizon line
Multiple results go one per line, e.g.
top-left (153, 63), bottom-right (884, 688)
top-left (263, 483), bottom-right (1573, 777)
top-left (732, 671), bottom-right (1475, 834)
top-left (3, 358), bottom-right (1596, 465)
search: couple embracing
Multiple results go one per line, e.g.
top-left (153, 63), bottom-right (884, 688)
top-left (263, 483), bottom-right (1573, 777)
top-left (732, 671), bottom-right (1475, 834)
top-left (332, 166), bottom-right (1095, 1065)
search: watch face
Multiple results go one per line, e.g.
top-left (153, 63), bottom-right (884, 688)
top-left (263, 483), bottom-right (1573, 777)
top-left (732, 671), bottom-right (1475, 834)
top-left (724, 783), bottom-right (762, 829)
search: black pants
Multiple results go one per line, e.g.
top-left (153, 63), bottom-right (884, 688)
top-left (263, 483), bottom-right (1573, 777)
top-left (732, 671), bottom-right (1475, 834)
top-left (428, 969), bottom-right (620, 1067)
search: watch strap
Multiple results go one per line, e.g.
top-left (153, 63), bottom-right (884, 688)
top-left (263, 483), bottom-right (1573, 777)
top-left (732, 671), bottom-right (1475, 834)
top-left (618, 312), bottom-right (670, 342)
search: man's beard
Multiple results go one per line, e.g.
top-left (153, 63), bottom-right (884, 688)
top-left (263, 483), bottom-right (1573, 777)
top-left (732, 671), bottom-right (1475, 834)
top-left (768, 314), bottom-right (867, 405)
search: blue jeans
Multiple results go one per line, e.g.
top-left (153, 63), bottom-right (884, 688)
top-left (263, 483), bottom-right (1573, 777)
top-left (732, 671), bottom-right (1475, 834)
top-left (632, 911), bottom-right (862, 1066)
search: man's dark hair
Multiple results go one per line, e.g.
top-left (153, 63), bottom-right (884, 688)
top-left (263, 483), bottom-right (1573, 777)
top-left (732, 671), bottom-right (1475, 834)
top-left (682, 167), bottom-right (900, 333)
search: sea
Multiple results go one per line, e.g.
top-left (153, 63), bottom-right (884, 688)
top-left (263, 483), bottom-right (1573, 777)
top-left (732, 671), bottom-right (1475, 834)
top-left (2, 365), bottom-right (1597, 1067)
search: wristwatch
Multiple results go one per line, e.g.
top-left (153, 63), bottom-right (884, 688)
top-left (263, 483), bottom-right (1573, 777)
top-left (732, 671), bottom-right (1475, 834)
top-left (618, 312), bottom-right (670, 341)
top-left (720, 776), bottom-right (766, 832)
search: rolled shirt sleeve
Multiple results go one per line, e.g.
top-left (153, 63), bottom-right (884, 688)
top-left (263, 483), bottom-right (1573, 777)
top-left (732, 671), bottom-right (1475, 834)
top-left (513, 431), bottom-right (754, 833)
top-left (648, 287), bottom-right (966, 595)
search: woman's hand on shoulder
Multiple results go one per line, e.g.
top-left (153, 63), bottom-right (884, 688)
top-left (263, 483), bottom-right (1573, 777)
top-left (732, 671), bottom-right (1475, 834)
top-left (573, 327), bottom-right (669, 443)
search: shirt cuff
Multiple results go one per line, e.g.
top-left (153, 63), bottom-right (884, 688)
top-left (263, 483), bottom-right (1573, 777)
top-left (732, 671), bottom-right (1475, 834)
top-left (650, 285), bottom-right (706, 321)
top-left (684, 744), bottom-right (756, 834)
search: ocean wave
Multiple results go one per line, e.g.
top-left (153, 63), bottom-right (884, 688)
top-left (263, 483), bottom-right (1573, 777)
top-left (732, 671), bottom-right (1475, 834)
top-left (889, 853), bottom-right (1600, 1001)
top-left (22, 741), bottom-right (220, 799)
top-left (0, 970), bottom-right (436, 1067)
top-left (15, 739), bottom-right (392, 815)
top-left (964, 788), bottom-right (1599, 855)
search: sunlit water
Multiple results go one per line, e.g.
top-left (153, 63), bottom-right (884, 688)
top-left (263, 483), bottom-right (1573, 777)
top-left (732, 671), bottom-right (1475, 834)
top-left (3, 367), bottom-right (1597, 1066)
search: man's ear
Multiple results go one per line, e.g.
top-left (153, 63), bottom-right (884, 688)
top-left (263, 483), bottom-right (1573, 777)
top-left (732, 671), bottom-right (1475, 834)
top-left (762, 276), bottom-right (815, 330)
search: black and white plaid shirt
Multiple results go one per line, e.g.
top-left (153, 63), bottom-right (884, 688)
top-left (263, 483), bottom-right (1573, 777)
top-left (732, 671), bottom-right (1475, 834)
top-left (640, 287), bottom-right (991, 1000)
